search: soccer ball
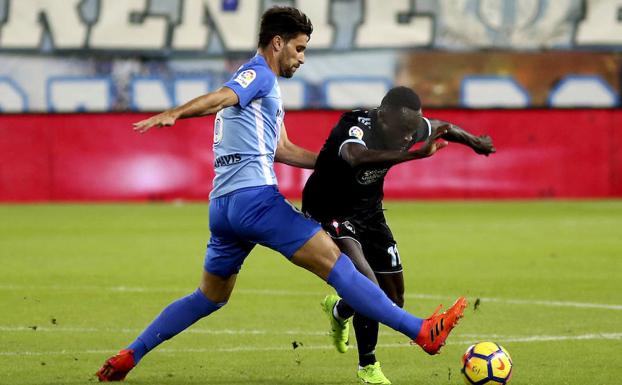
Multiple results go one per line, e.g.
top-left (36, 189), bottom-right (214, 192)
top-left (461, 342), bottom-right (513, 385)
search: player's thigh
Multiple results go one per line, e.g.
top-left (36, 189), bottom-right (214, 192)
top-left (360, 215), bottom-right (405, 305)
top-left (360, 217), bottom-right (402, 275)
top-left (204, 234), bottom-right (254, 279)
top-left (359, 221), bottom-right (404, 304)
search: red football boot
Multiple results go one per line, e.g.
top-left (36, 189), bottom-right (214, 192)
top-left (413, 296), bottom-right (467, 355)
top-left (95, 349), bottom-right (135, 382)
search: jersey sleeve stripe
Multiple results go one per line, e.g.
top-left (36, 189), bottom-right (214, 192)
top-left (423, 117), bottom-right (432, 138)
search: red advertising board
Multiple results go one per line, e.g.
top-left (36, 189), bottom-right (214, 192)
top-left (0, 110), bottom-right (620, 201)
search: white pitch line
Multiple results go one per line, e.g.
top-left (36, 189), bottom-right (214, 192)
top-left (1, 284), bottom-right (621, 311)
top-left (2, 326), bottom-right (621, 343)
top-left (0, 326), bottom-right (327, 336)
top-left (464, 296), bottom-right (622, 311)
top-left (496, 333), bottom-right (622, 343)
top-left (0, 333), bottom-right (620, 356)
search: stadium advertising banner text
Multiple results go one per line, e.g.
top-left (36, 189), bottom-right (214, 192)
top-left (2, 0), bottom-right (622, 53)
top-left (0, 0), bottom-right (621, 111)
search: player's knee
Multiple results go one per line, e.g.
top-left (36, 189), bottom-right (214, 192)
top-left (385, 291), bottom-right (404, 308)
top-left (316, 240), bottom-right (341, 275)
top-left (394, 295), bottom-right (405, 308)
top-left (194, 289), bottom-right (227, 315)
top-left (199, 286), bottom-right (226, 304)
top-left (326, 241), bottom-right (341, 260)
top-left (199, 271), bottom-right (236, 303)
top-left (314, 231), bottom-right (341, 262)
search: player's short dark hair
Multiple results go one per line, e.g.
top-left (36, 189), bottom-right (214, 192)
top-left (380, 87), bottom-right (422, 111)
top-left (258, 6), bottom-right (313, 48)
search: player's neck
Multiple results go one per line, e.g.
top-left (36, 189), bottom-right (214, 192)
top-left (256, 49), bottom-right (280, 76)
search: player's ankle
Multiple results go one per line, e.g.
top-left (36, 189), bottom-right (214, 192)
top-left (335, 298), bottom-right (355, 319)
top-left (332, 301), bottom-right (348, 322)
top-left (359, 353), bottom-right (377, 368)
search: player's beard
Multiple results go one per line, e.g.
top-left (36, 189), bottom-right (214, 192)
top-left (278, 54), bottom-right (298, 78)
top-left (280, 63), bottom-right (297, 78)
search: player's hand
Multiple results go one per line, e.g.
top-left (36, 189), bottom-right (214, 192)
top-left (417, 124), bottom-right (449, 157)
top-left (132, 111), bottom-right (178, 133)
top-left (472, 135), bottom-right (496, 156)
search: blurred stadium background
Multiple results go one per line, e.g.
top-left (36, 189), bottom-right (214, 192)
top-left (0, 1), bottom-right (621, 384)
top-left (0, 0), bottom-right (621, 200)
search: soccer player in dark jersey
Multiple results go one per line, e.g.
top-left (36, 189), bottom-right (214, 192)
top-left (302, 86), bottom-right (495, 384)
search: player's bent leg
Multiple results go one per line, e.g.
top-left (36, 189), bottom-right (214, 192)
top-left (292, 238), bottom-right (423, 338)
top-left (291, 230), bottom-right (466, 354)
top-left (96, 271), bottom-right (235, 382)
top-left (323, 253), bottom-right (423, 338)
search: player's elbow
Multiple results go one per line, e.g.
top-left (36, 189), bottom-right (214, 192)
top-left (275, 142), bottom-right (290, 162)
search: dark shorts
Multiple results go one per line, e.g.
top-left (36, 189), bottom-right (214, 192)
top-left (204, 185), bottom-right (322, 277)
top-left (321, 210), bottom-right (402, 274)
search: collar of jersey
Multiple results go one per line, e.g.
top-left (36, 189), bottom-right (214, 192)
top-left (252, 53), bottom-right (270, 69)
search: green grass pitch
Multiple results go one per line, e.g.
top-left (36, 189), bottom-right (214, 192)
top-left (1, 201), bottom-right (621, 385)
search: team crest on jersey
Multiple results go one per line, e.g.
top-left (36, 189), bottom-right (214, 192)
top-left (234, 69), bottom-right (256, 88)
top-left (348, 126), bottom-right (364, 140)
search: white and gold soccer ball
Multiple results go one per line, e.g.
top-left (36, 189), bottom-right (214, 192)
top-left (461, 342), bottom-right (513, 385)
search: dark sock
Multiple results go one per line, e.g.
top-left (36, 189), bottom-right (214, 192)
top-left (336, 299), bottom-right (355, 319)
top-left (353, 313), bottom-right (379, 367)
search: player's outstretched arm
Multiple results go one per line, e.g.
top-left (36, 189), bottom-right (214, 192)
top-left (430, 119), bottom-right (496, 156)
top-left (132, 87), bottom-right (239, 133)
top-left (341, 126), bottom-right (449, 168)
top-left (275, 123), bottom-right (318, 169)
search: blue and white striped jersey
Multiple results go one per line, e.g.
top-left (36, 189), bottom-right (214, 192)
top-left (210, 54), bottom-right (284, 199)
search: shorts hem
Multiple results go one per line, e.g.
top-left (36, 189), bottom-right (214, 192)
top-left (329, 235), bottom-right (362, 248)
top-left (284, 225), bottom-right (323, 259)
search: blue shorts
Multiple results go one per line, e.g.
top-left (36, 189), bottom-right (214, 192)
top-left (204, 185), bottom-right (322, 277)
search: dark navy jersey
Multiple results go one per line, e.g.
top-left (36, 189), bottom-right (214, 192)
top-left (302, 109), bottom-right (431, 222)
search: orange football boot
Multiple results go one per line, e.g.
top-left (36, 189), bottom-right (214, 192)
top-left (95, 349), bottom-right (135, 382)
top-left (413, 296), bottom-right (467, 355)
